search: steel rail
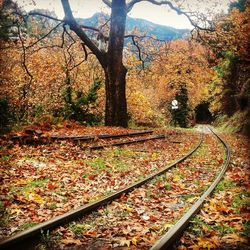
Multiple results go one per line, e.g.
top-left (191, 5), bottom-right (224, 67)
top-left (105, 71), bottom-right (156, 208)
top-left (150, 127), bottom-right (230, 250)
top-left (89, 134), bottom-right (166, 150)
top-left (50, 130), bottom-right (153, 141)
top-left (0, 135), bottom-right (203, 249)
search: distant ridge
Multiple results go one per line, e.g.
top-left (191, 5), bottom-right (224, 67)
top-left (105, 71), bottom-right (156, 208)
top-left (77, 12), bottom-right (189, 41)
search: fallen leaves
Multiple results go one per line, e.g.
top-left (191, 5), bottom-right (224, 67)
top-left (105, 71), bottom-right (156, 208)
top-left (221, 233), bottom-right (248, 244)
top-left (196, 236), bottom-right (219, 249)
top-left (178, 133), bottom-right (250, 249)
top-left (25, 191), bottom-right (44, 204)
top-left (0, 127), bottom-right (200, 240)
top-left (3, 127), bottom-right (248, 250)
top-left (114, 236), bottom-right (139, 247)
top-left (60, 237), bottom-right (82, 246)
top-left (39, 130), bottom-right (229, 249)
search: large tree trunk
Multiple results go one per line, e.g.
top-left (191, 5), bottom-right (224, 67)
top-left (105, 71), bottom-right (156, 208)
top-left (104, 65), bottom-right (127, 127)
top-left (105, 0), bottom-right (128, 127)
top-left (62, 0), bottom-right (128, 127)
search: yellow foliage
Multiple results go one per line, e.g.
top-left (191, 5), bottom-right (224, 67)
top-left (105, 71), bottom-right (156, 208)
top-left (127, 91), bottom-right (158, 125)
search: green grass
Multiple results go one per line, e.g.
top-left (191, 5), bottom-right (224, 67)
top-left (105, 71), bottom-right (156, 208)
top-left (48, 203), bottom-right (57, 210)
top-left (182, 194), bottom-right (196, 200)
top-left (215, 179), bottom-right (237, 192)
top-left (116, 209), bottom-right (130, 218)
top-left (17, 222), bottom-right (37, 232)
top-left (85, 157), bottom-right (106, 170)
top-left (69, 222), bottom-right (91, 235)
top-left (165, 183), bottom-right (172, 190)
top-left (27, 179), bottom-right (49, 188)
top-left (105, 148), bottom-right (138, 159)
top-left (1, 154), bottom-right (13, 161)
top-left (189, 216), bottom-right (212, 236)
top-left (11, 178), bottom-right (49, 194)
top-left (185, 165), bottom-right (196, 171)
top-left (0, 206), bottom-right (10, 226)
top-left (0, 200), bottom-right (4, 211)
top-left (113, 148), bottom-right (135, 157)
top-left (216, 111), bottom-right (248, 134)
top-left (214, 224), bottom-right (237, 236)
top-left (232, 191), bottom-right (250, 215)
top-left (243, 221), bottom-right (250, 238)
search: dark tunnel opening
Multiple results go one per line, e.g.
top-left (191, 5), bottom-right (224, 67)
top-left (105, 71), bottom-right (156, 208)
top-left (195, 103), bottom-right (213, 123)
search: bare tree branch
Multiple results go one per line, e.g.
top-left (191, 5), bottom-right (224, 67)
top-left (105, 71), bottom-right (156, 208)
top-left (31, 44), bottom-right (63, 53)
top-left (64, 25), bottom-right (76, 43)
top-left (60, 25), bottom-right (66, 48)
top-left (69, 58), bottom-right (86, 71)
top-left (61, 0), bottom-right (106, 68)
top-left (99, 17), bottom-right (111, 30)
top-left (131, 36), bottom-right (145, 69)
top-left (127, 0), bottom-right (144, 12)
top-left (80, 24), bottom-right (109, 42)
top-left (80, 24), bottom-right (100, 32)
top-left (28, 25), bottom-right (67, 53)
top-left (81, 43), bottom-right (89, 61)
top-left (102, 0), bottom-right (112, 8)
top-left (127, 0), bottom-right (215, 31)
top-left (125, 34), bottom-right (166, 43)
top-left (17, 22), bottom-right (33, 109)
top-left (17, 25), bottom-right (33, 81)
top-left (26, 22), bottom-right (63, 49)
top-left (27, 11), bottom-right (63, 22)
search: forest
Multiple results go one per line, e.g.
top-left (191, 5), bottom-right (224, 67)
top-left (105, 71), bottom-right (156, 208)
top-left (0, 0), bottom-right (249, 249)
top-left (0, 0), bottom-right (249, 132)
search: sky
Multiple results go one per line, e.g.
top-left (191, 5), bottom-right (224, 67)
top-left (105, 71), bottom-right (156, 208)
top-left (16, 0), bottom-right (232, 29)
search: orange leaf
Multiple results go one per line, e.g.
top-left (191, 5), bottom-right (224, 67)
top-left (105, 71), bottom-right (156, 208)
top-left (61, 238), bottom-right (82, 246)
top-left (48, 183), bottom-right (57, 189)
top-left (83, 230), bottom-right (98, 237)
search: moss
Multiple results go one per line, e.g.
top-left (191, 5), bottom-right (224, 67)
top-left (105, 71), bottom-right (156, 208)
top-left (242, 119), bottom-right (250, 136)
top-left (215, 111), bottom-right (249, 135)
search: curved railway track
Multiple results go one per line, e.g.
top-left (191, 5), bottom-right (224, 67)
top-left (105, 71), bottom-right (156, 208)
top-left (0, 127), bottom-right (230, 249)
top-left (0, 130), bottom-right (202, 249)
top-left (150, 127), bottom-right (230, 249)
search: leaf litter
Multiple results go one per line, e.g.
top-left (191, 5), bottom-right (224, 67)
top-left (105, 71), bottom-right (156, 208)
top-left (0, 126), bottom-right (199, 240)
top-left (36, 130), bottom-right (228, 249)
top-left (177, 132), bottom-right (250, 250)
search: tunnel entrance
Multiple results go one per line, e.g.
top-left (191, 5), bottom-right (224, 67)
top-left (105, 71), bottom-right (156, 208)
top-left (195, 103), bottom-right (213, 123)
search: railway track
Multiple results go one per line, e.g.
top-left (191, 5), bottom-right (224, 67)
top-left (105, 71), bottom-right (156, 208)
top-left (150, 127), bottom-right (230, 249)
top-left (0, 127), bottom-right (230, 249)
top-left (9, 130), bottom-right (154, 145)
top-left (51, 130), bottom-right (154, 141)
top-left (89, 134), bottom-right (166, 150)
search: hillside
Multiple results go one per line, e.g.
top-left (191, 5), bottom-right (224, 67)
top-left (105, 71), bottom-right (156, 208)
top-left (77, 12), bottom-right (189, 41)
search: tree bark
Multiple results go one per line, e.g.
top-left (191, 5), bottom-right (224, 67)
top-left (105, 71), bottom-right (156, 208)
top-left (104, 65), bottom-right (128, 127)
top-left (105, 0), bottom-right (128, 127)
top-left (62, 0), bottom-right (128, 127)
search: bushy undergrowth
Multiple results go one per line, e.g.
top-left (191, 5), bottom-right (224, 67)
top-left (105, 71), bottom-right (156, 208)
top-left (63, 79), bottom-right (102, 125)
top-left (214, 111), bottom-right (250, 136)
top-left (0, 98), bottom-right (15, 134)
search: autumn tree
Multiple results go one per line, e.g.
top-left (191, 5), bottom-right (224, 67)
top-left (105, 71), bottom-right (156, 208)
top-left (15, 0), bottom-right (215, 128)
top-left (0, 0), bottom-right (16, 40)
top-left (146, 40), bottom-right (214, 115)
top-left (196, 0), bottom-right (249, 116)
top-left (171, 84), bottom-right (189, 127)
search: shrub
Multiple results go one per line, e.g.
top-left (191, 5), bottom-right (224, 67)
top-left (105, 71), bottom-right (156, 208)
top-left (63, 79), bottom-right (102, 125)
top-left (0, 98), bottom-right (14, 133)
top-left (171, 84), bottom-right (189, 128)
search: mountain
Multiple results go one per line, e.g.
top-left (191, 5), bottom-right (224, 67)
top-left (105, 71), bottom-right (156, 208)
top-left (126, 16), bottom-right (189, 40)
top-left (76, 13), bottom-right (189, 41)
